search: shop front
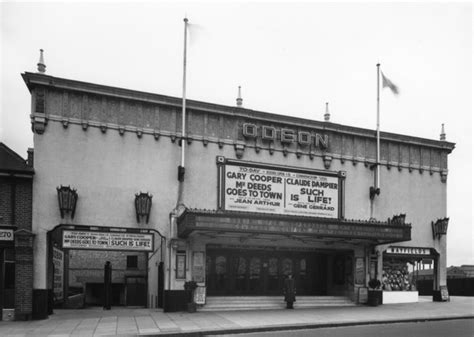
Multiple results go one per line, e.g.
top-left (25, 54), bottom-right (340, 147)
top-left (381, 245), bottom-right (440, 303)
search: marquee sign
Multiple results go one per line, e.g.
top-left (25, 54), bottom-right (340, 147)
top-left (62, 230), bottom-right (153, 251)
top-left (178, 210), bottom-right (412, 244)
top-left (218, 159), bottom-right (344, 218)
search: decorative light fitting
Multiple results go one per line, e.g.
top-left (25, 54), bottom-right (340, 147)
top-left (135, 192), bottom-right (152, 224)
top-left (432, 217), bottom-right (449, 239)
top-left (56, 185), bottom-right (78, 219)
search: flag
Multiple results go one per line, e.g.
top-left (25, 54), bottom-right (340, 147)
top-left (381, 71), bottom-right (399, 95)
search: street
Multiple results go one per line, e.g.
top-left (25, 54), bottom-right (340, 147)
top-left (209, 318), bottom-right (474, 337)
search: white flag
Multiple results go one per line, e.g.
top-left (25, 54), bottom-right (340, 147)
top-left (381, 72), bottom-right (399, 95)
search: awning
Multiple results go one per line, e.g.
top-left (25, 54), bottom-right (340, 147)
top-left (177, 209), bottom-right (411, 245)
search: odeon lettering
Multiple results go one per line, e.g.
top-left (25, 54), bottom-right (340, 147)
top-left (242, 123), bottom-right (329, 149)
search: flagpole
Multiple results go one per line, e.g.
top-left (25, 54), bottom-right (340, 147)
top-left (179, 17), bottom-right (188, 181)
top-left (376, 63), bottom-right (381, 191)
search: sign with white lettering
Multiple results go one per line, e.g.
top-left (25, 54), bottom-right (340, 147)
top-left (222, 164), bottom-right (340, 218)
top-left (194, 286), bottom-right (206, 305)
top-left (52, 247), bottom-right (64, 301)
top-left (386, 246), bottom-right (431, 256)
top-left (440, 285), bottom-right (449, 301)
top-left (0, 229), bottom-right (14, 241)
top-left (62, 230), bottom-right (153, 251)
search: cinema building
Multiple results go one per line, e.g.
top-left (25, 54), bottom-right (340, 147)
top-left (22, 65), bottom-right (454, 317)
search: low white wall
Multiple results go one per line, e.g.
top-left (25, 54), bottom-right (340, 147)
top-left (383, 291), bottom-right (419, 304)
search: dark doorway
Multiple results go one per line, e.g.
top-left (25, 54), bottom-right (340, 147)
top-left (157, 262), bottom-right (164, 308)
top-left (206, 248), bottom-right (328, 296)
top-left (125, 276), bottom-right (147, 306)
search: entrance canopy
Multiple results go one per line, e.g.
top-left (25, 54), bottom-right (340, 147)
top-left (178, 209), bottom-right (411, 245)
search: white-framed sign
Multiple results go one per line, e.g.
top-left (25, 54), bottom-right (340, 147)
top-left (386, 246), bottom-right (431, 256)
top-left (219, 162), bottom-right (342, 218)
top-left (62, 230), bottom-right (153, 251)
top-left (194, 286), bottom-right (206, 305)
top-left (0, 229), bottom-right (14, 241)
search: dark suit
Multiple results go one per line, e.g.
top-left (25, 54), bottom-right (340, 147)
top-left (284, 276), bottom-right (296, 309)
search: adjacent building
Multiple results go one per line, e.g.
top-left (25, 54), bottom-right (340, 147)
top-left (0, 143), bottom-right (35, 320)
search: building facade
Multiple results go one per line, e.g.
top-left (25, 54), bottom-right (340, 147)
top-left (22, 70), bottom-right (454, 316)
top-left (0, 143), bottom-right (35, 320)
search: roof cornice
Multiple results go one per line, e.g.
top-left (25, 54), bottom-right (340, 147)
top-left (21, 72), bottom-right (455, 152)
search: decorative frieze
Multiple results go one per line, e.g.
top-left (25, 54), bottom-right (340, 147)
top-left (31, 114), bottom-right (47, 134)
top-left (136, 128), bottom-right (143, 138)
top-left (27, 78), bottom-right (453, 175)
top-left (61, 118), bottom-right (69, 129)
top-left (32, 88), bottom-right (47, 134)
top-left (268, 143), bottom-right (274, 155)
top-left (440, 170), bottom-right (448, 183)
top-left (234, 142), bottom-right (245, 159)
top-left (323, 155), bottom-right (332, 170)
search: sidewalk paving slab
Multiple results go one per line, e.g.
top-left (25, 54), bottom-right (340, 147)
top-left (0, 297), bottom-right (472, 336)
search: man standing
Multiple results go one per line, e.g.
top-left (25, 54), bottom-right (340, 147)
top-left (284, 274), bottom-right (296, 309)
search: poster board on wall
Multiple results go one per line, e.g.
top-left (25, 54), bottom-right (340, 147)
top-left (194, 286), bottom-right (206, 305)
top-left (52, 247), bottom-right (64, 302)
top-left (193, 252), bottom-right (205, 283)
top-left (355, 257), bottom-right (365, 285)
top-left (176, 254), bottom-right (186, 279)
top-left (358, 287), bottom-right (368, 304)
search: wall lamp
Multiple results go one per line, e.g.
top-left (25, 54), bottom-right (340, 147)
top-left (135, 192), bottom-right (152, 224)
top-left (56, 185), bottom-right (78, 219)
top-left (432, 217), bottom-right (449, 239)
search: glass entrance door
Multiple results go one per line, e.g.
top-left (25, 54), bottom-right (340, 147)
top-left (206, 249), bottom-right (325, 296)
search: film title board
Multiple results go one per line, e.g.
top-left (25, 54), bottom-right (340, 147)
top-left (223, 164), bottom-right (339, 218)
top-left (62, 230), bottom-right (153, 251)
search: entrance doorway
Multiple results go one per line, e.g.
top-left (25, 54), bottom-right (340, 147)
top-left (206, 248), bottom-right (328, 296)
top-left (47, 224), bottom-right (166, 311)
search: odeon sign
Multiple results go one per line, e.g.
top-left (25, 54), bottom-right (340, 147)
top-left (242, 123), bottom-right (329, 149)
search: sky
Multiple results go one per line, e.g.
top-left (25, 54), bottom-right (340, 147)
top-left (1, 1), bottom-right (472, 266)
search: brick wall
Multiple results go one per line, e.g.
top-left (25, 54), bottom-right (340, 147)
top-left (0, 175), bottom-right (34, 320)
top-left (0, 177), bottom-right (32, 229)
top-left (14, 233), bottom-right (34, 320)
top-left (14, 182), bottom-right (32, 231)
top-left (0, 178), bottom-right (13, 225)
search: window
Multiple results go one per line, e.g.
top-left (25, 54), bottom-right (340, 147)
top-left (126, 255), bottom-right (138, 269)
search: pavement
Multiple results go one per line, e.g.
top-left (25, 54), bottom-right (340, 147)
top-left (0, 296), bottom-right (473, 337)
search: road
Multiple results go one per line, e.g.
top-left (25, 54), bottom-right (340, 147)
top-left (209, 318), bottom-right (474, 337)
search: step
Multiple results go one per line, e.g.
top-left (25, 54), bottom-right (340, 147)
top-left (200, 296), bottom-right (355, 311)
